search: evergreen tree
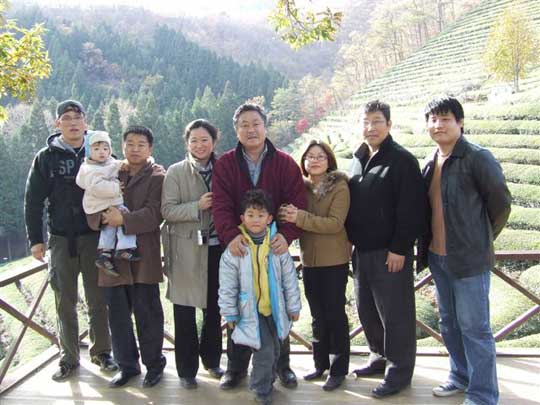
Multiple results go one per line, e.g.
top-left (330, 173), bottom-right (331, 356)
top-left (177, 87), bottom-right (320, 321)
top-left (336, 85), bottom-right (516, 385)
top-left (105, 100), bottom-right (123, 155)
top-left (91, 105), bottom-right (106, 130)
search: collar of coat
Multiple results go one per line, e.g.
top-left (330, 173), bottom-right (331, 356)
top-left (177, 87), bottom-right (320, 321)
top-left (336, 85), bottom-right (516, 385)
top-left (423, 135), bottom-right (468, 168)
top-left (304, 170), bottom-right (348, 200)
top-left (353, 134), bottom-right (394, 160)
top-left (119, 157), bottom-right (164, 188)
top-left (234, 138), bottom-right (277, 163)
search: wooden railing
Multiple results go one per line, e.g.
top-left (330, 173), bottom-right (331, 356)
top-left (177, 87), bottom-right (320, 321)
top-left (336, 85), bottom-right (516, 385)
top-left (0, 251), bottom-right (539, 394)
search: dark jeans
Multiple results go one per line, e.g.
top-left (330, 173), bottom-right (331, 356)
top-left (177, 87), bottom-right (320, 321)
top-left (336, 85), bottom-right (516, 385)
top-left (226, 331), bottom-right (291, 374)
top-left (352, 248), bottom-right (416, 387)
top-left (303, 264), bottom-right (350, 377)
top-left (173, 245), bottom-right (223, 378)
top-left (105, 283), bottom-right (166, 374)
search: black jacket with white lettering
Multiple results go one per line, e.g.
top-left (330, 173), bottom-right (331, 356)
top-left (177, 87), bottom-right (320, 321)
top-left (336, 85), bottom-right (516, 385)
top-left (25, 132), bottom-right (93, 248)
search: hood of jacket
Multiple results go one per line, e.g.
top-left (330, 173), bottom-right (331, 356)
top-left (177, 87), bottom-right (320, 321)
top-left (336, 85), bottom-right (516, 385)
top-left (304, 170), bottom-right (348, 200)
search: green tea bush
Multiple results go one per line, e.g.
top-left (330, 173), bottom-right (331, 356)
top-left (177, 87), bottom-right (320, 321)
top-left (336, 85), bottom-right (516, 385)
top-left (495, 229), bottom-right (540, 250)
top-left (509, 183), bottom-right (540, 208)
top-left (490, 276), bottom-right (537, 339)
top-left (502, 163), bottom-right (540, 186)
top-left (416, 294), bottom-right (439, 339)
top-left (508, 206), bottom-right (540, 230)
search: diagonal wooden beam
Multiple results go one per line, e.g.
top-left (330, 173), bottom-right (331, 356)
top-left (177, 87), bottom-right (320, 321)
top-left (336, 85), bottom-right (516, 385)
top-left (289, 330), bottom-right (312, 350)
top-left (0, 297), bottom-right (57, 344)
top-left (416, 319), bottom-right (444, 344)
top-left (0, 274), bottom-right (50, 384)
top-left (492, 268), bottom-right (540, 306)
top-left (494, 305), bottom-right (540, 342)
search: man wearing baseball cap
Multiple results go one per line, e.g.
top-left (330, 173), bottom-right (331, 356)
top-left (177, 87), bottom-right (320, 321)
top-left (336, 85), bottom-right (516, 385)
top-left (24, 99), bottom-right (117, 380)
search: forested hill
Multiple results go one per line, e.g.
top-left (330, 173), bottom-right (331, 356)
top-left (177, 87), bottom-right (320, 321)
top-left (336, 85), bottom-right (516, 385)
top-left (6, 6), bottom-right (286, 159)
top-left (0, 6), bottom-right (286, 260)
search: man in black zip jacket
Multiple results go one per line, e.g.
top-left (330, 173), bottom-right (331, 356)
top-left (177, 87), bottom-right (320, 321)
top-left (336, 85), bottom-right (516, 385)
top-left (24, 100), bottom-right (116, 381)
top-left (345, 100), bottom-right (425, 398)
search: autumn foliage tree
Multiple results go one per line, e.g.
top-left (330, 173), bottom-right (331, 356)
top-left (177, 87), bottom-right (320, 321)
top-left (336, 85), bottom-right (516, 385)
top-left (0, 0), bottom-right (50, 121)
top-left (484, 7), bottom-right (539, 92)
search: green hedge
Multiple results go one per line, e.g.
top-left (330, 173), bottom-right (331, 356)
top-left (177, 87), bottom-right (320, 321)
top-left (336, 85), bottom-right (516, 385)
top-left (466, 104), bottom-right (540, 121)
top-left (508, 206), bottom-right (540, 230)
top-left (502, 163), bottom-right (540, 186)
top-left (416, 294), bottom-right (439, 339)
top-left (490, 276), bottom-right (539, 339)
top-left (509, 183), bottom-right (540, 207)
top-left (495, 229), bottom-right (540, 250)
top-left (465, 120), bottom-right (540, 135)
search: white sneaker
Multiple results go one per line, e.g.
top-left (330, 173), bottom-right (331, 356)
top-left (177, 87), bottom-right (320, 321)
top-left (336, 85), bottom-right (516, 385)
top-left (432, 382), bottom-right (465, 397)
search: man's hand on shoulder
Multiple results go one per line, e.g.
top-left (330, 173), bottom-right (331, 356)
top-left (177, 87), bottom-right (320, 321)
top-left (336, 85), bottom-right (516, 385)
top-left (270, 233), bottom-right (288, 255)
top-left (229, 234), bottom-right (248, 257)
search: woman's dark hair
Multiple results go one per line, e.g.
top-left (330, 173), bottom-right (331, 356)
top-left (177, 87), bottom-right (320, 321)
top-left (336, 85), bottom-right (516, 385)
top-left (123, 125), bottom-right (154, 145)
top-left (240, 189), bottom-right (274, 215)
top-left (184, 119), bottom-right (219, 143)
top-left (299, 139), bottom-right (338, 177)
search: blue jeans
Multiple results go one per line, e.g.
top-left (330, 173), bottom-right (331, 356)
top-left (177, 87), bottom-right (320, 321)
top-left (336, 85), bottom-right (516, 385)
top-left (428, 251), bottom-right (499, 405)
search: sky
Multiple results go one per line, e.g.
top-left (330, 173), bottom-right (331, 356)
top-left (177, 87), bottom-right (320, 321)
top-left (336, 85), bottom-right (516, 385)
top-left (21, 0), bottom-right (347, 20)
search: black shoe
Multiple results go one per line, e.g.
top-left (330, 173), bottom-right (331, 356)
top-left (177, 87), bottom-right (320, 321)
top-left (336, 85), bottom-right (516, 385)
top-left (180, 377), bottom-right (198, 389)
top-left (91, 353), bottom-right (118, 372)
top-left (205, 366), bottom-right (225, 379)
top-left (109, 370), bottom-right (141, 388)
top-left (143, 369), bottom-right (164, 388)
top-left (352, 359), bottom-right (386, 377)
top-left (303, 369), bottom-right (325, 381)
top-left (277, 367), bottom-right (298, 388)
top-left (219, 370), bottom-right (247, 390)
top-left (371, 381), bottom-right (408, 398)
top-left (323, 375), bottom-right (345, 391)
top-left (51, 362), bottom-right (79, 381)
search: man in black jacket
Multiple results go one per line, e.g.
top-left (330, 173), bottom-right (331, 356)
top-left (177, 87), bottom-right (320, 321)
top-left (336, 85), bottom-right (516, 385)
top-left (421, 96), bottom-right (511, 405)
top-left (345, 100), bottom-right (425, 398)
top-left (24, 100), bottom-right (116, 380)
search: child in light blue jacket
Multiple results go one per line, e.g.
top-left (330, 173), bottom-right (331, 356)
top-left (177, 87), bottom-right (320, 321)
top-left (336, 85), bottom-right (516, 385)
top-left (219, 189), bottom-right (301, 404)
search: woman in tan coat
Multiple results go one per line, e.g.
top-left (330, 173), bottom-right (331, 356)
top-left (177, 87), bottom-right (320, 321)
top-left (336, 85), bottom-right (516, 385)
top-left (161, 119), bottom-right (224, 389)
top-left (280, 140), bottom-right (350, 391)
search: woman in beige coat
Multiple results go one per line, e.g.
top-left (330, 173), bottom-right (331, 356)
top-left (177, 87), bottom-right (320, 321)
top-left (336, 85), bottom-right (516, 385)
top-left (161, 119), bottom-right (224, 389)
top-left (280, 140), bottom-right (350, 392)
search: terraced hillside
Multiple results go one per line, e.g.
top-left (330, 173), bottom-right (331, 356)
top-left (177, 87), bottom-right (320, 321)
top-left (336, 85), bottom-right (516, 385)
top-left (288, 0), bottom-right (540, 253)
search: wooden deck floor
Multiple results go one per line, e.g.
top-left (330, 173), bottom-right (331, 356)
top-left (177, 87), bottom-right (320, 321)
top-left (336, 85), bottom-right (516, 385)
top-left (2, 349), bottom-right (539, 404)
